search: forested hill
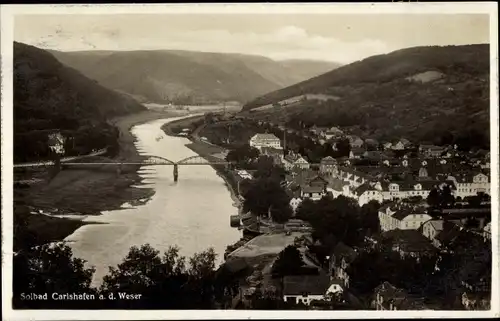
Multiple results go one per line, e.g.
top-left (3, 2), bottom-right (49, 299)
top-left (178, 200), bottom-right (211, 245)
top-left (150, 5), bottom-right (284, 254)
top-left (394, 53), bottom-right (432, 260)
top-left (49, 49), bottom-right (340, 105)
top-left (14, 42), bottom-right (145, 162)
top-left (241, 44), bottom-right (490, 147)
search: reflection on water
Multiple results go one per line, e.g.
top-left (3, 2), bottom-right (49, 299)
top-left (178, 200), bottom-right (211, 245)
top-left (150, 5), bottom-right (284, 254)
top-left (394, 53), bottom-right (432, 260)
top-left (65, 117), bottom-right (241, 287)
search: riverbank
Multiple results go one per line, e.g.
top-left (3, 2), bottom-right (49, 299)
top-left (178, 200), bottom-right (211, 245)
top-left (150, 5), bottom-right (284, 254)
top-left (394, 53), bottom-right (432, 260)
top-left (14, 110), bottom-right (184, 249)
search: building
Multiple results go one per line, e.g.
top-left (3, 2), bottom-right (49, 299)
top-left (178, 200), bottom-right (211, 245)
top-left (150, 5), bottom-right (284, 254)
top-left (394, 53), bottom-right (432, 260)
top-left (300, 176), bottom-right (329, 200)
top-left (47, 132), bottom-right (65, 155)
top-left (260, 147), bottom-right (284, 165)
top-left (324, 126), bottom-right (343, 140)
top-left (447, 172), bottom-right (490, 199)
top-left (421, 219), bottom-right (444, 243)
top-left (289, 197), bottom-right (303, 214)
top-left (373, 282), bottom-right (428, 310)
top-left (329, 242), bottom-right (358, 288)
top-left (378, 203), bottom-right (432, 232)
top-left (249, 133), bottom-right (281, 150)
top-left (419, 144), bottom-right (445, 157)
top-left (347, 135), bottom-right (364, 148)
top-left (326, 178), bottom-right (350, 199)
top-left (319, 156), bottom-right (338, 175)
top-left (282, 275), bottom-right (331, 306)
top-left (283, 153), bottom-right (310, 171)
top-left (441, 208), bottom-right (491, 229)
top-left (379, 229), bottom-right (437, 258)
top-left (355, 183), bottom-right (384, 206)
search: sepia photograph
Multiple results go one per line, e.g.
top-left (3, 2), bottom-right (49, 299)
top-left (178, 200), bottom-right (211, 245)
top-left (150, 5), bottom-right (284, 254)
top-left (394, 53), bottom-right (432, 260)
top-left (1, 2), bottom-right (499, 319)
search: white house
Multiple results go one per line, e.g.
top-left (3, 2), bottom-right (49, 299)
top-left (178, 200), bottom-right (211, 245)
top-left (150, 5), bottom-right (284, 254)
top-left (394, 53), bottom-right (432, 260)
top-left (283, 153), bottom-right (310, 171)
top-left (290, 197), bottom-right (303, 214)
top-left (249, 133), bottom-right (282, 150)
top-left (319, 156), bottom-right (338, 175)
top-left (354, 183), bottom-right (385, 206)
top-left (378, 203), bottom-right (432, 232)
top-left (301, 185), bottom-right (326, 201)
top-left (447, 172), bottom-right (490, 199)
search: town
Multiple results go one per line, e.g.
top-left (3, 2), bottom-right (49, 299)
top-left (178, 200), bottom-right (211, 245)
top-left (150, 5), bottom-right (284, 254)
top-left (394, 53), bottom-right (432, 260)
top-left (196, 111), bottom-right (492, 310)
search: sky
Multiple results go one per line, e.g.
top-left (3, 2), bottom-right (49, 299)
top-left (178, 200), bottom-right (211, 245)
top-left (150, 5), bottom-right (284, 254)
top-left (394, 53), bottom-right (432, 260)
top-left (14, 14), bottom-right (490, 64)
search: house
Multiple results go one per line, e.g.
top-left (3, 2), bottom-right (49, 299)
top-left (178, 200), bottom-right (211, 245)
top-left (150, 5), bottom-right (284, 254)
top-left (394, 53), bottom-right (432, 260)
top-left (483, 222), bottom-right (491, 241)
top-left (349, 147), bottom-right (365, 159)
top-left (324, 126), bottom-right (343, 139)
top-left (441, 208), bottom-right (491, 230)
top-left (319, 156), bottom-right (338, 175)
top-left (47, 132), bottom-right (65, 154)
top-left (301, 186), bottom-right (326, 201)
top-left (300, 176), bottom-right (329, 200)
top-left (283, 152), bottom-right (310, 171)
top-left (378, 203), bottom-right (432, 232)
top-left (419, 144), bottom-right (445, 157)
top-left (347, 135), bottom-right (364, 148)
top-left (373, 282), bottom-right (428, 310)
top-left (447, 172), bottom-right (490, 199)
top-left (391, 140), bottom-right (406, 151)
top-left (249, 133), bottom-right (282, 150)
top-left (326, 178), bottom-right (350, 199)
top-left (329, 242), bottom-right (358, 288)
top-left (289, 197), bottom-right (303, 214)
top-left (282, 274), bottom-right (331, 306)
top-left (260, 147), bottom-right (284, 165)
top-left (421, 219), bottom-right (444, 243)
top-left (355, 183), bottom-right (384, 206)
top-left (379, 229), bottom-right (437, 258)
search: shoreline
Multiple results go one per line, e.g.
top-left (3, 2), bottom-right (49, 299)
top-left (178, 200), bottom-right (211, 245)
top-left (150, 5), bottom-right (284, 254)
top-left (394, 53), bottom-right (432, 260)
top-left (14, 110), bottom-right (185, 249)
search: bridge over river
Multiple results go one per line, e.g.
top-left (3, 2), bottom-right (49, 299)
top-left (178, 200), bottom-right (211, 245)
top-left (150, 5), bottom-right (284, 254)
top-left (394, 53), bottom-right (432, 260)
top-left (15, 152), bottom-right (232, 182)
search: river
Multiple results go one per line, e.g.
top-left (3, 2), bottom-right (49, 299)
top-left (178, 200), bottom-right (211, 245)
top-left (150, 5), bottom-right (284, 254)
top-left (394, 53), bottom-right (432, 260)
top-left (65, 116), bottom-right (241, 287)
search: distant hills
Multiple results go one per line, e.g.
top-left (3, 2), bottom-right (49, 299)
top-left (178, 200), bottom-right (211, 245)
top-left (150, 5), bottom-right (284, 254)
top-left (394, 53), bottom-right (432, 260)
top-left (242, 44), bottom-right (490, 147)
top-left (14, 42), bottom-right (145, 162)
top-left (49, 49), bottom-right (341, 105)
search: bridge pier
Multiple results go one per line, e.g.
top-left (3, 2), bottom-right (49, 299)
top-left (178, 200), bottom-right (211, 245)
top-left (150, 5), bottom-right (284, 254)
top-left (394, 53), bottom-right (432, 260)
top-left (173, 164), bottom-right (178, 182)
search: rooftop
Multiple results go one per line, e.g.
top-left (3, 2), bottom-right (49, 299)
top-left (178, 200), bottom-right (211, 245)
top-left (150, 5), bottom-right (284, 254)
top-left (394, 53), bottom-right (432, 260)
top-left (283, 274), bottom-right (331, 296)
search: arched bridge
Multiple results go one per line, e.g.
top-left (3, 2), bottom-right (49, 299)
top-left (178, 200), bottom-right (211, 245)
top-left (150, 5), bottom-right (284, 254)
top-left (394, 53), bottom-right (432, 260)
top-left (15, 154), bottom-right (232, 182)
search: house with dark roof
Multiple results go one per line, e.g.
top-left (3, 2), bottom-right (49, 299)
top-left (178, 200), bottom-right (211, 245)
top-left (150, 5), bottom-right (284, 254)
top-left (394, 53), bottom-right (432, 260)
top-left (355, 183), bottom-right (385, 206)
top-left (379, 229), bottom-right (437, 258)
top-left (328, 242), bottom-right (358, 288)
top-left (373, 282), bottom-right (429, 310)
top-left (441, 208), bottom-right (491, 230)
top-left (378, 203), bottom-right (432, 232)
top-left (419, 144), bottom-right (446, 158)
top-left (282, 274), bottom-right (331, 306)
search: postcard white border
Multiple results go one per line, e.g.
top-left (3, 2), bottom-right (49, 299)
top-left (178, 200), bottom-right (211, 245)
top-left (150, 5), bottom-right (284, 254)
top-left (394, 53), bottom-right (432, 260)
top-left (2, 2), bottom-right (499, 320)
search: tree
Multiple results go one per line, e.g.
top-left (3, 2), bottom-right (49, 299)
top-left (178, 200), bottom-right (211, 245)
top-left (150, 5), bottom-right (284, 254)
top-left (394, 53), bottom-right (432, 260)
top-left (225, 144), bottom-right (259, 169)
top-left (100, 244), bottom-right (218, 309)
top-left (253, 155), bottom-right (286, 182)
top-left (272, 245), bottom-right (305, 277)
top-left (360, 200), bottom-right (381, 236)
top-left (13, 242), bottom-right (96, 309)
top-left (242, 177), bottom-right (292, 222)
top-left (427, 188), bottom-right (441, 208)
top-left (296, 196), bottom-right (364, 247)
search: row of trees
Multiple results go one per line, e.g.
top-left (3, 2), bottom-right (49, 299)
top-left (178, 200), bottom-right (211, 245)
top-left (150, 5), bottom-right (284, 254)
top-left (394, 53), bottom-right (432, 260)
top-left (13, 243), bottom-right (227, 309)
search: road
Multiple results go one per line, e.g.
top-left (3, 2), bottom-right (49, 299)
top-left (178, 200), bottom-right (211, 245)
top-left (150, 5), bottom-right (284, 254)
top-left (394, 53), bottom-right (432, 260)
top-left (14, 148), bottom-right (108, 168)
